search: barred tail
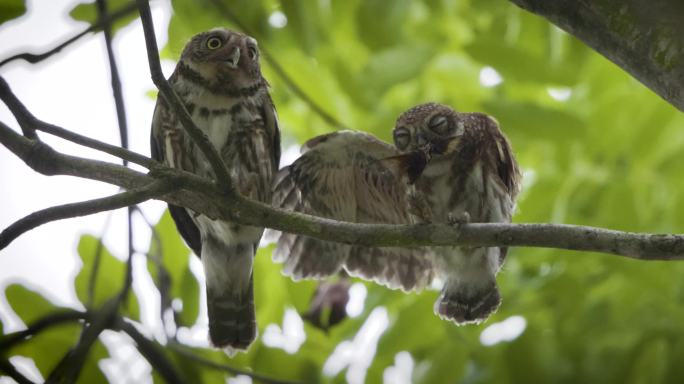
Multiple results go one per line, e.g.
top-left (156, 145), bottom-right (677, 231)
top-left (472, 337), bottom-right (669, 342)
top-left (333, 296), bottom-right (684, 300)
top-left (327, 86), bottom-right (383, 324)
top-left (202, 239), bottom-right (257, 352)
top-left (434, 247), bottom-right (503, 325)
top-left (206, 274), bottom-right (256, 350)
top-left (434, 281), bottom-right (501, 325)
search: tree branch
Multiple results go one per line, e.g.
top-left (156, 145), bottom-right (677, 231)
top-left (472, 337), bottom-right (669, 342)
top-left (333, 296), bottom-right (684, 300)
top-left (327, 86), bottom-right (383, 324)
top-left (95, 0), bottom-right (135, 305)
top-left (46, 300), bottom-right (119, 384)
top-left (0, 357), bottom-right (35, 384)
top-left (0, 76), bottom-right (155, 168)
top-left (0, 179), bottom-right (177, 250)
top-left (0, 308), bottom-right (185, 384)
top-left (0, 310), bottom-right (90, 351)
top-left (1, 116), bottom-right (684, 259)
top-left (509, 0), bottom-right (684, 112)
top-left (168, 342), bottom-right (302, 384)
top-left (116, 319), bottom-right (184, 384)
top-left (0, 1), bottom-right (138, 68)
top-left (0, 77), bottom-right (37, 139)
top-left (0, 2), bottom-right (136, 67)
top-left (135, 0), bottom-right (234, 193)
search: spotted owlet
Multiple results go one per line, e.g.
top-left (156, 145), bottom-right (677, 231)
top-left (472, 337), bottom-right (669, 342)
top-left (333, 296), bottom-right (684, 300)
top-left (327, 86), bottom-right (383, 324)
top-left (272, 102), bottom-right (520, 324)
top-left (150, 29), bottom-right (280, 351)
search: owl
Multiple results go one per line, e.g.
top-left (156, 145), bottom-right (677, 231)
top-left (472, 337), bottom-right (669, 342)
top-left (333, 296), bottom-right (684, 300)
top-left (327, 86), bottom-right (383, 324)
top-left (150, 28), bottom-right (280, 351)
top-left (272, 103), bottom-right (520, 324)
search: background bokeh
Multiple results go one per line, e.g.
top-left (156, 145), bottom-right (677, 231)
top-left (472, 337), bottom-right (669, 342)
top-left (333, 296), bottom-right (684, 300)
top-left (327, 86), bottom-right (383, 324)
top-left (2, 0), bottom-right (684, 383)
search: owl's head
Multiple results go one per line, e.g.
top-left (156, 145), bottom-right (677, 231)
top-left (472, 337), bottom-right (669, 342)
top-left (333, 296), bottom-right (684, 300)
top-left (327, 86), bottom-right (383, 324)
top-left (392, 102), bottom-right (465, 156)
top-left (180, 28), bottom-right (262, 85)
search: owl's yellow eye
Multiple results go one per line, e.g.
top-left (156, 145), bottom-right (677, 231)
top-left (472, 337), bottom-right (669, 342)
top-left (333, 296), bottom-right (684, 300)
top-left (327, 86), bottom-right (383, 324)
top-left (206, 37), bottom-right (222, 50)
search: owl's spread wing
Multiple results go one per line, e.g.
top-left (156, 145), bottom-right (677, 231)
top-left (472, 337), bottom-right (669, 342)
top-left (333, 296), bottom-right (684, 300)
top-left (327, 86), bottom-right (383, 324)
top-left (272, 131), bottom-right (435, 291)
top-left (150, 101), bottom-right (203, 256)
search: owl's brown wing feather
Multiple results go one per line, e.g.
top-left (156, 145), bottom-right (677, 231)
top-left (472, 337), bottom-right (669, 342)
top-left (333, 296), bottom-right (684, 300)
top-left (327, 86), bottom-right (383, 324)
top-left (272, 131), bottom-right (435, 291)
top-left (471, 113), bottom-right (521, 199)
top-left (150, 101), bottom-right (203, 257)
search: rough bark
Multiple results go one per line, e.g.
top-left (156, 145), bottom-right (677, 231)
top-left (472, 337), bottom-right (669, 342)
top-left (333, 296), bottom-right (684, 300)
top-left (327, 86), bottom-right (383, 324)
top-left (509, 0), bottom-right (684, 112)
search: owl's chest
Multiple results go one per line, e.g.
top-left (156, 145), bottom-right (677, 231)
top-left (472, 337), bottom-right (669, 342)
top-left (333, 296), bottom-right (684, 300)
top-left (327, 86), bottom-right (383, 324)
top-left (417, 158), bottom-right (490, 222)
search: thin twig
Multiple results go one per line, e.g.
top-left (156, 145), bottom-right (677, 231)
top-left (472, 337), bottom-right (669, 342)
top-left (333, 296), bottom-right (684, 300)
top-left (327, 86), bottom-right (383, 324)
top-left (39, 122), bottom-right (157, 168)
top-left (117, 319), bottom-right (184, 384)
top-left (0, 357), bottom-right (35, 384)
top-left (135, 0), bottom-right (234, 193)
top-left (131, 206), bottom-right (174, 328)
top-left (96, 0), bottom-right (136, 304)
top-left (0, 310), bottom-right (90, 351)
top-left (0, 1), bottom-right (138, 68)
top-left (87, 213), bottom-right (114, 308)
top-left (0, 77), bottom-right (37, 139)
top-left (168, 342), bottom-right (302, 384)
top-left (0, 179), bottom-right (177, 250)
top-left (0, 76), bottom-right (156, 168)
top-left (46, 300), bottom-right (119, 384)
top-left (96, 0), bottom-right (129, 158)
top-left (207, 0), bottom-right (350, 131)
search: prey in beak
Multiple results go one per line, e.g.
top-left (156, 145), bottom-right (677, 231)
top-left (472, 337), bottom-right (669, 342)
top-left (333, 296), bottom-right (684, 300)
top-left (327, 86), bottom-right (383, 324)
top-left (380, 135), bottom-right (460, 184)
top-left (380, 145), bottom-right (432, 184)
top-left (226, 46), bottom-right (241, 69)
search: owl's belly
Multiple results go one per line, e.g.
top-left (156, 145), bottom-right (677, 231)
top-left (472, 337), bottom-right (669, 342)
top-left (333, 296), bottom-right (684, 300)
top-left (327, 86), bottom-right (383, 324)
top-left (422, 162), bottom-right (511, 224)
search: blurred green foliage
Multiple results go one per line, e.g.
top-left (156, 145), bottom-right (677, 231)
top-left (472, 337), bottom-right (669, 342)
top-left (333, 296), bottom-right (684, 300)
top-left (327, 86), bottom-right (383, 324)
top-left (0, 0), bottom-right (24, 27)
top-left (4, 284), bottom-right (109, 383)
top-left (3, 0), bottom-right (684, 383)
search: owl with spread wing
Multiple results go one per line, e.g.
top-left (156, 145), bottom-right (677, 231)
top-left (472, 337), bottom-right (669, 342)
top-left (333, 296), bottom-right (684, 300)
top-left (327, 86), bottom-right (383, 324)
top-left (150, 29), bottom-right (280, 351)
top-left (272, 103), bottom-right (520, 324)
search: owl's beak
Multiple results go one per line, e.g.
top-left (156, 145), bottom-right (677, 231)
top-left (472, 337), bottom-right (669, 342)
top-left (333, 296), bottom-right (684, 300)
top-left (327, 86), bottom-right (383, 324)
top-left (428, 136), bottom-right (460, 156)
top-left (226, 47), bottom-right (241, 69)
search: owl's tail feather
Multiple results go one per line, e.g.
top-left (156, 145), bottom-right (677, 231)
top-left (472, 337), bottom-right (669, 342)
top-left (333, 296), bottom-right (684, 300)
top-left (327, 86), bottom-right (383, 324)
top-left (202, 240), bottom-right (257, 353)
top-left (434, 282), bottom-right (501, 325)
top-left (206, 274), bottom-right (256, 352)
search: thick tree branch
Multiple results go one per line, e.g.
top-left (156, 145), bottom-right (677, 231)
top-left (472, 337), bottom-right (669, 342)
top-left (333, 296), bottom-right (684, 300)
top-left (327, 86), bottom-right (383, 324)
top-left (0, 120), bottom-right (217, 214)
top-left (2, 117), bottom-right (683, 260)
top-left (135, 0), bottom-right (234, 193)
top-left (0, 179), bottom-right (176, 250)
top-left (509, 0), bottom-right (684, 112)
top-left (0, 1), bottom-right (138, 68)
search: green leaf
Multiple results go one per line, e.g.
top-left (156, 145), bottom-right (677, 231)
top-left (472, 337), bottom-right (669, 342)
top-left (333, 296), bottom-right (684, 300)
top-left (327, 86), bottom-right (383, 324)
top-left (0, 0), bottom-right (25, 26)
top-left (625, 338), bottom-right (668, 384)
top-left (4, 284), bottom-right (109, 382)
top-left (147, 211), bottom-right (200, 326)
top-left (75, 234), bottom-right (139, 320)
top-left (254, 245), bottom-right (316, 329)
top-left (356, 0), bottom-right (411, 49)
top-left (69, 0), bottom-right (138, 33)
top-left (358, 44), bottom-right (436, 106)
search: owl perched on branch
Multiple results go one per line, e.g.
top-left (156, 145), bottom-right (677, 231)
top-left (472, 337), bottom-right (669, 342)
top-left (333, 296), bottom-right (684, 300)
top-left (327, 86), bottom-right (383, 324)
top-left (150, 29), bottom-right (280, 351)
top-left (272, 103), bottom-right (520, 324)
